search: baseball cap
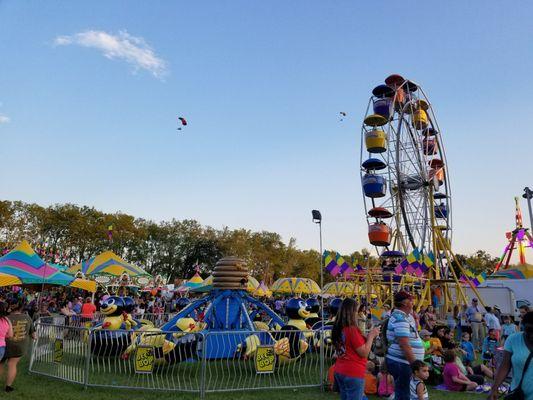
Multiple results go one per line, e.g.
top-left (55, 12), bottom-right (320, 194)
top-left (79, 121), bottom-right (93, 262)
top-left (472, 298), bottom-right (478, 302)
top-left (394, 290), bottom-right (413, 303)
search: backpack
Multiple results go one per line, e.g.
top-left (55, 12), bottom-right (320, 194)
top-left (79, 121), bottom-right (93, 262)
top-left (372, 317), bottom-right (390, 357)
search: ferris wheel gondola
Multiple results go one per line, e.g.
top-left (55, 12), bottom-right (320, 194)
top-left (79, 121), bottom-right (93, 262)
top-left (360, 74), bottom-right (452, 276)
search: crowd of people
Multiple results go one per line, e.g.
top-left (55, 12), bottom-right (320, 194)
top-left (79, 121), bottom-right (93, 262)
top-left (329, 292), bottom-right (533, 400)
top-left (0, 284), bottom-right (531, 399)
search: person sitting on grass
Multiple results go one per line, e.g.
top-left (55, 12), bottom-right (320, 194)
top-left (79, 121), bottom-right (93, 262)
top-left (419, 330), bottom-right (434, 356)
top-left (377, 362), bottom-right (394, 397)
top-left (441, 328), bottom-right (455, 350)
top-left (450, 345), bottom-right (485, 385)
top-left (364, 360), bottom-right (378, 396)
top-left (482, 329), bottom-right (499, 367)
top-left (410, 360), bottom-right (429, 400)
top-left (429, 327), bottom-right (444, 356)
top-left (442, 349), bottom-right (478, 392)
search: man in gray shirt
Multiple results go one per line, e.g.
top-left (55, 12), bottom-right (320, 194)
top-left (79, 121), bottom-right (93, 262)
top-left (466, 298), bottom-right (484, 350)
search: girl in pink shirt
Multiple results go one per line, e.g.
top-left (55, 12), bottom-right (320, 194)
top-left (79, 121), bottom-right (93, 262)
top-left (0, 302), bottom-right (13, 360)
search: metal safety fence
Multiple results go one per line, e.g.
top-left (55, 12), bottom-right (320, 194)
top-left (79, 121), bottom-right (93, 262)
top-left (29, 323), bottom-right (334, 398)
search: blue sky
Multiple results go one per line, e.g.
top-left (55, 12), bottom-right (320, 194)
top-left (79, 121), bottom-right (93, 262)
top-left (1, 1), bottom-right (532, 258)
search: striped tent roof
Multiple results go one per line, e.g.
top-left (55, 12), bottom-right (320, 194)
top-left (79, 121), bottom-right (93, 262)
top-left (491, 264), bottom-right (533, 280)
top-left (0, 241), bottom-right (96, 291)
top-left (271, 277), bottom-right (321, 295)
top-left (68, 250), bottom-right (149, 277)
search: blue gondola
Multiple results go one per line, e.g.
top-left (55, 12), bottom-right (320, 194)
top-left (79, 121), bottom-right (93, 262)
top-left (362, 158), bottom-right (387, 171)
top-left (435, 203), bottom-right (448, 218)
top-left (362, 174), bottom-right (387, 198)
top-left (372, 84), bottom-right (394, 98)
top-left (373, 98), bottom-right (391, 119)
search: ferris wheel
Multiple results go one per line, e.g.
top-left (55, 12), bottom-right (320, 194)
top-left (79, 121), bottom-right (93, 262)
top-left (360, 74), bottom-right (452, 266)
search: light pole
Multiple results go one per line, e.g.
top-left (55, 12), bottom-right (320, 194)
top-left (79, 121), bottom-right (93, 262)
top-left (523, 187), bottom-right (533, 233)
top-left (311, 209), bottom-right (324, 389)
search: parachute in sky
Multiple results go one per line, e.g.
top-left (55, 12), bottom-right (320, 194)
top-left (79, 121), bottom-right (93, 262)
top-left (339, 112), bottom-right (347, 121)
top-left (177, 117), bottom-right (188, 131)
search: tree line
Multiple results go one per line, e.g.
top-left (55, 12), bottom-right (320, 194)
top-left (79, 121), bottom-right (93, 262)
top-left (0, 201), bottom-right (500, 284)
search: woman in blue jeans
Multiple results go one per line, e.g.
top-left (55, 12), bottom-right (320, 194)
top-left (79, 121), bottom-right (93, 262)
top-left (331, 298), bottom-right (380, 400)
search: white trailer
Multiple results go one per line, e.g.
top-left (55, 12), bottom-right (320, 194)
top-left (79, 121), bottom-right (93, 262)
top-left (480, 279), bottom-right (533, 312)
top-left (450, 284), bottom-right (519, 318)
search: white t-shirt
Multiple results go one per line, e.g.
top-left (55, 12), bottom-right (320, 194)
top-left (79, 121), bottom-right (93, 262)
top-left (484, 313), bottom-right (501, 330)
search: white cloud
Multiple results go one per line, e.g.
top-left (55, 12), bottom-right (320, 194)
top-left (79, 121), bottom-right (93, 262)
top-left (54, 30), bottom-right (168, 79)
top-left (0, 115), bottom-right (10, 124)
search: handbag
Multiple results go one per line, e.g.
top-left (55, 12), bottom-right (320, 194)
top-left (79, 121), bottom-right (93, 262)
top-left (504, 349), bottom-right (533, 400)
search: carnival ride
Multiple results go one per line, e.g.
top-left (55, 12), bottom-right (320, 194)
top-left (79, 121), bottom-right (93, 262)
top-left (491, 197), bottom-right (533, 279)
top-left (120, 257), bottom-right (311, 363)
top-left (360, 74), bottom-right (483, 310)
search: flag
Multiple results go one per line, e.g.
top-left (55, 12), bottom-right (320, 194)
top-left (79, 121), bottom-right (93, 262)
top-left (328, 264), bottom-right (341, 276)
top-left (324, 251), bottom-right (337, 272)
top-left (342, 266), bottom-right (355, 278)
top-left (370, 308), bottom-right (385, 323)
top-left (421, 251), bottom-right (434, 272)
top-left (406, 248), bottom-right (420, 264)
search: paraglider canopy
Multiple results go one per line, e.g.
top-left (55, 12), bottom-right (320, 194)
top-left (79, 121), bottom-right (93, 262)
top-left (177, 117), bottom-right (187, 131)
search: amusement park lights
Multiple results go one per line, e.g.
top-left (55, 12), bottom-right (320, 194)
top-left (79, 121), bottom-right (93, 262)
top-left (311, 209), bottom-right (325, 388)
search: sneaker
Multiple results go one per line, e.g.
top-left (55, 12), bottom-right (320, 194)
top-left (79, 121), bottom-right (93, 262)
top-left (5, 386), bottom-right (14, 392)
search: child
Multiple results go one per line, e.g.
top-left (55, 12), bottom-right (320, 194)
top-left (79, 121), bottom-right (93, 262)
top-left (501, 316), bottom-right (517, 343)
top-left (460, 332), bottom-right (475, 365)
top-left (419, 329), bottom-right (432, 355)
top-left (481, 329), bottom-right (499, 366)
top-left (364, 360), bottom-right (378, 395)
top-left (410, 360), bottom-right (429, 400)
top-left (377, 363), bottom-right (394, 397)
top-left (442, 349), bottom-right (477, 391)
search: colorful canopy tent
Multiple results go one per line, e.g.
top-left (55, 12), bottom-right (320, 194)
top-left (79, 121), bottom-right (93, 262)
top-left (190, 275), bottom-right (260, 293)
top-left (67, 250), bottom-right (150, 277)
top-left (491, 264), bottom-right (533, 280)
top-left (176, 272), bottom-right (205, 292)
top-left (322, 281), bottom-right (358, 296)
top-left (0, 241), bottom-right (96, 292)
top-left (271, 277), bottom-right (321, 295)
top-left (253, 281), bottom-right (272, 297)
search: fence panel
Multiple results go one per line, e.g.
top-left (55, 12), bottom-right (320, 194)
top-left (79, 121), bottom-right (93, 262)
top-left (30, 323), bottom-right (89, 384)
top-left (202, 329), bottom-right (334, 393)
top-left (30, 324), bottom-right (334, 397)
top-left (86, 329), bottom-right (203, 392)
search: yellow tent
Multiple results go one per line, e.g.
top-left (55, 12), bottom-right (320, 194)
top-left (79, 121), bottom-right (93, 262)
top-left (271, 277), bottom-right (321, 295)
top-left (253, 281), bottom-right (272, 297)
top-left (322, 281), bottom-right (358, 296)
